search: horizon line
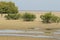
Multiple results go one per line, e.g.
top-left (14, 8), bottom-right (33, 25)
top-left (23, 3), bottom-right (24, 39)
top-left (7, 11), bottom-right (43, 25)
top-left (19, 10), bottom-right (60, 12)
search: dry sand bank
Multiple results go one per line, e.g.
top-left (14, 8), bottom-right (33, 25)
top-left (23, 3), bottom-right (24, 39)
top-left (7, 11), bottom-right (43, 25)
top-left (0, 11), bottom-right (60, 29)
top-left (0, 36), bottom-right (56, 40)
top-left (0, 20), bottom-right (60, 30)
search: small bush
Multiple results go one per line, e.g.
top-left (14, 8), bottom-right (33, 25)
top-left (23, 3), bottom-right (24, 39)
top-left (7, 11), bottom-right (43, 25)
top-left (40, 12), bottom-right (60, 23)
top-left (22, 13), bottom-right (36, 21)
top-left (5, 14), bottom-right (20, 20)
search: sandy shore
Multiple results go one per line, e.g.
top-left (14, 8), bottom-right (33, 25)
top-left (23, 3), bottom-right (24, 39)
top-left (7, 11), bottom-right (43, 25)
top-left (0, 20), bottom-right (60, 30)
top-left (0, 36), bottom-right (56, 40)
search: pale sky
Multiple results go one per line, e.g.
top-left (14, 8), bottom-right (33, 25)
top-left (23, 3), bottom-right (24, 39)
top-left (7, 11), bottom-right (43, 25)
top-left (0, 0), bottom-right (60, 11)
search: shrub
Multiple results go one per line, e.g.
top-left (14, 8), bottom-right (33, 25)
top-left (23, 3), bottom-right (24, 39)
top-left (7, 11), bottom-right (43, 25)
top-left (40, 12), bottom-right (60, 23)
top-left (5, 14), bottom-right (20, 20)
top-left (22, 13), bottom-right (36, 21)
top-left (51, 15), bottom-right (60, 23)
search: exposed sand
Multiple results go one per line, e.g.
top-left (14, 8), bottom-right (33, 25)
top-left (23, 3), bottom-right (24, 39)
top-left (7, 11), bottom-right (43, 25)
top-left (0, 20), bottom-right (60, 30)
top-left (0, 36), bottom-right (56, 40)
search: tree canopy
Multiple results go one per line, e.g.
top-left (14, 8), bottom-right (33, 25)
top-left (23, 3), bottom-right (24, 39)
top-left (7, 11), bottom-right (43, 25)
top-left (0, 2), bottom-right (18, 14)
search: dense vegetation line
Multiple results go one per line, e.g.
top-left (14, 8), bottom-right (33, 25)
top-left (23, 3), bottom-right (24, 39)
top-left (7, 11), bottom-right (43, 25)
top-left (0, 1), bottom-right (60, 23)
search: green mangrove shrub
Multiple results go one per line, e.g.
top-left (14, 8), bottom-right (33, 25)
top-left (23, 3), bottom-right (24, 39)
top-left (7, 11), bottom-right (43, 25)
top-left (0, 2), bottom-right (18, 17)
top-left (40, 12), bottom-right (60, 23)
top-left (5, 14), bottom-right (20, 20)
top-left (22, 13), bottom-right (36, 21)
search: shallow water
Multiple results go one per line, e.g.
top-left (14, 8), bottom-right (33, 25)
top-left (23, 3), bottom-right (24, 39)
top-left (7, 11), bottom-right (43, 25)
top-left (0, 29), bottom-right (59, 38)
top-left (0, 30), bottom-right (44, 34)
top-left (54, 30), bottom-right (60, 34)
top-left (0, 33), bottom-right (54, 38)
